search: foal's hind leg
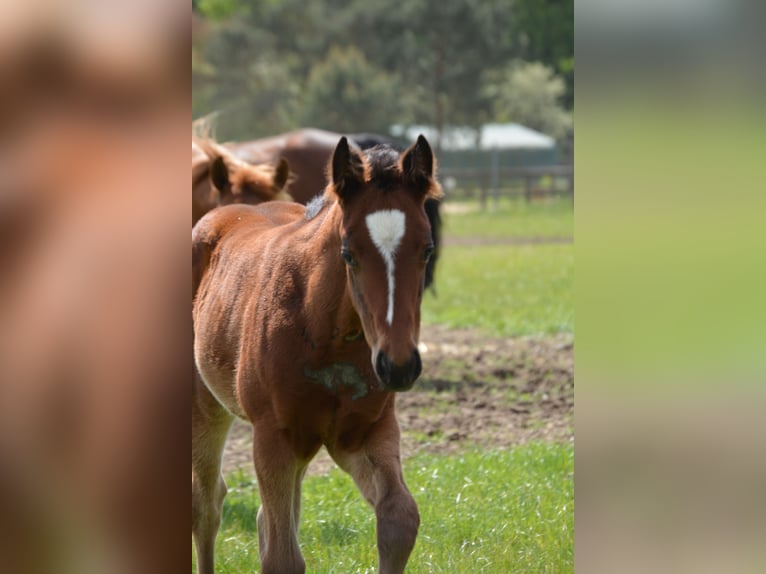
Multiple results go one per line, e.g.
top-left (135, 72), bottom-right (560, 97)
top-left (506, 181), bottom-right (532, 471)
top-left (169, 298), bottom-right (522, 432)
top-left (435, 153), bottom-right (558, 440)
top-left (192, 373), bottom-right (234, 574)
top-left (329, 412), bottom-right (419, 574)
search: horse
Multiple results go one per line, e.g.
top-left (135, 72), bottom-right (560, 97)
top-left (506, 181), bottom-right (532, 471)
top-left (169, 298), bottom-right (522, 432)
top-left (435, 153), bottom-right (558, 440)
top-left (225, 128), bottom-right (442, 289)
top-left (192, 135), bottom-right (442, 574)
top-left (192, 138), bottom-right (291, 225)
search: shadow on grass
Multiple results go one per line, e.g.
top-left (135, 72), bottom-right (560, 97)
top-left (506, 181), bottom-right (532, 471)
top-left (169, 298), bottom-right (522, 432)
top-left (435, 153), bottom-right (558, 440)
top-left (313, 520), bottom-right (364, 546)
top-left (222, 501), bottom-right (365, 549)
top-left (222, 499), bottom-right (259, 531)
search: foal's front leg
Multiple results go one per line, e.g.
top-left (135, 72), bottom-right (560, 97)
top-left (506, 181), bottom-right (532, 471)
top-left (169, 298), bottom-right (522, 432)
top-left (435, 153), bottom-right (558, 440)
top-left (252, 422), bottom-right (308, 574)
top-left (330, 414), bottom-right (419, 574)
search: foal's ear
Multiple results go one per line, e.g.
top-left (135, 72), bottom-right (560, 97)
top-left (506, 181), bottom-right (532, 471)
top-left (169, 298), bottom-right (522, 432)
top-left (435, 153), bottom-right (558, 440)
top-left (401, 135), bottom-right (434, 184)
top-left (331, 136), bottom-right (365, 202)
top-left (273, 157), bottom-right (290, 191)
top-left (209, 156), bottom-right (232, 194)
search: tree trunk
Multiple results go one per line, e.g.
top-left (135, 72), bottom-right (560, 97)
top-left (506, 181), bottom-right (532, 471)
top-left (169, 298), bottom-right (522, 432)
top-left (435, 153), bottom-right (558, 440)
top-left (433, 42), bottom-right (446, 153)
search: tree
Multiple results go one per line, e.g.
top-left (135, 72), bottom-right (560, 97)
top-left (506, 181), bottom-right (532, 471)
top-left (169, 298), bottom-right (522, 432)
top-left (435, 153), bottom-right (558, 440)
top-left (486, 61), bottom-right (572, 142)
top-left (340, 0), bottom-right (516, 147)
top-left (300, 46), bottom-right (400, 134)
top-left (195, 19), bottom-right (300, 139)
top-left (509, 0), bottom-right (574, 108)
top-left (192, 0), bottom-right (574, 140)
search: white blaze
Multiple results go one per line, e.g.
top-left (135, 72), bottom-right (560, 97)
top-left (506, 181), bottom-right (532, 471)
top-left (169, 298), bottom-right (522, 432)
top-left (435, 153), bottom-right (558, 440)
top-left (365, 209), bottom-right (406, 325)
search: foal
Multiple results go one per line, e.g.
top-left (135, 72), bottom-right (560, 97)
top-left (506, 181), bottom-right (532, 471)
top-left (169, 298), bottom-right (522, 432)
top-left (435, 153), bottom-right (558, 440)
top-left (192, 136), bottom-right (441, 574)
top-left (192, 138), bottom-right (291, 225)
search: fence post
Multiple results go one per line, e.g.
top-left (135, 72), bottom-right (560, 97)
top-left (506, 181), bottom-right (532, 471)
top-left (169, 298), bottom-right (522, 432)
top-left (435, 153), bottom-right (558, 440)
top-left (525, 175), bottom-right (532, 203)
top-left (480, 179), bottom-right (488, 210)
top-left (490, 147), bottom-right (499, 209)
top-left (568, 169), bottom-right (574, 205)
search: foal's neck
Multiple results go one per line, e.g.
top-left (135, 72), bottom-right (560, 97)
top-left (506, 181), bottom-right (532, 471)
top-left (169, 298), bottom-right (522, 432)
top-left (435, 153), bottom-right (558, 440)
top-left (304, 201), bottom-right (362, 341)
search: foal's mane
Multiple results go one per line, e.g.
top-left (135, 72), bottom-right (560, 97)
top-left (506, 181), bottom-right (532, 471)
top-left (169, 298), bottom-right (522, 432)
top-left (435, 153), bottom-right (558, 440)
top-left (324, 144), bottom-right (443, 203)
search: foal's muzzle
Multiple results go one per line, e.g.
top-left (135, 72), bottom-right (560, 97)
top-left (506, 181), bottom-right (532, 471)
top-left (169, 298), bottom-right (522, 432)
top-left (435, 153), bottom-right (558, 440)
top-left (374, 348), bottom-right (422, 391)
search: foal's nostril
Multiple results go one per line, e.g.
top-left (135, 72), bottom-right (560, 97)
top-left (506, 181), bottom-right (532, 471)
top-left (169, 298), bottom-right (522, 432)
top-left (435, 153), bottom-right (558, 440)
top-left (410, 348), bottom-right (422, 381)
top-left (375, 351), bottom-right (389, 382)
top-left (375, 349), bottom-right (421, 391)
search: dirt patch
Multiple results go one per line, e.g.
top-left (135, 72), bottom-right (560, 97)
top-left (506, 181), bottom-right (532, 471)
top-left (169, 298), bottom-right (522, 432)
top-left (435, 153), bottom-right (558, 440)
top-left (222, 324), bottom-right (573, 476)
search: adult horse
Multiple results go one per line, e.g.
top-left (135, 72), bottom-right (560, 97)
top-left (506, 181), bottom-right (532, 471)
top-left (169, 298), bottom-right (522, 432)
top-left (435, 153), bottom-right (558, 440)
top-left (192, 138), bottom-right (291, 225)
top-left (192, 135), bottom-right (441, 574)
top-left (226, 128), bottom-right (442, 289)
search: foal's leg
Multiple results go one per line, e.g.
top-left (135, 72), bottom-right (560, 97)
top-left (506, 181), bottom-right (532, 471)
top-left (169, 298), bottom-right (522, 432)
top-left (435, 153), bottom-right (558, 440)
top-left (192, 373), bottom-right (234, 574)
top-left (329, 414), bottom-right (420, 574)
top-left (256, 465), bottom-right (306, 557)
top-left (252, 423), bottom-right (309, 574)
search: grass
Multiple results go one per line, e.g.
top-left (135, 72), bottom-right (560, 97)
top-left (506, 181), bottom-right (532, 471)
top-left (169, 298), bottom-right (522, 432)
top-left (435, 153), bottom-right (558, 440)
top-left (423, 244), bottom-right (573, 337)
top-left (422, 195), bottom-right (574, 337)
top-left (194, 443), bottom-right (573, 573)
top-left (191, 195), bottom-right (574, 573)
top-left (441, 196), bottom-right (573, 239)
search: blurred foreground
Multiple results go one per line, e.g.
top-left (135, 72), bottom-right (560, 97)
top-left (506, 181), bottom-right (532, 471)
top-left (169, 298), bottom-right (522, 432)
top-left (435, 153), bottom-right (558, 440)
top-left (577, 0), bottom-right (766, 573)
top-left (0, 2), bottom-right (188, 573)
top-left (2, 1), bottom-right (766, 573)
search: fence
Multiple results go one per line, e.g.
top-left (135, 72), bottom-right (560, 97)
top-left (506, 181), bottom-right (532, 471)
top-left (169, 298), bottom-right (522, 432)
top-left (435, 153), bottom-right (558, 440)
top-left (439, 164), bottom-right (574, 209)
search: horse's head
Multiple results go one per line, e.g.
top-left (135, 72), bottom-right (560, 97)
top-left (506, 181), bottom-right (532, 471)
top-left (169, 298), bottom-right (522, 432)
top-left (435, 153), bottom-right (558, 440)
top-left (209, 152), bottom-right (291, 206)
top-left (329, 136), bottom-right (442, 391)
top-left (193, 138), bottom-right (291, 224)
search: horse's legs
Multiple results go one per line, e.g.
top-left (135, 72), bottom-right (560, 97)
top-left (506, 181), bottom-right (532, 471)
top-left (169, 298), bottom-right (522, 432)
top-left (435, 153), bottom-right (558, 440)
top-left (252, 423), bottom-right (308, 574)
top-left (293, 465), bottom-right (308, 536)
top-left (255, 465), bottom-right (306, 559)
top-left (192, 373), bottom-right (234, 574)
top-left (329, 414), bottom-right (419, 574)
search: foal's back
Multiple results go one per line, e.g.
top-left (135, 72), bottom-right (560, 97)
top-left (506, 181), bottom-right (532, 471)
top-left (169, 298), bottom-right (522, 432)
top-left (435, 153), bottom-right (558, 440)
top-left (192, 201), bottom-right (304, 298)
top-left (193, 201), bottom-right (313, 414)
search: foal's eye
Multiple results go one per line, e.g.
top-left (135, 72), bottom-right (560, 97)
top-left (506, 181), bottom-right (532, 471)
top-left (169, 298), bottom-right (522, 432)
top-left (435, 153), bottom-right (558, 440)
top-left (341, 249), bottom-right (358, 268)
top-left (423, 245), bottom-right (435, 262)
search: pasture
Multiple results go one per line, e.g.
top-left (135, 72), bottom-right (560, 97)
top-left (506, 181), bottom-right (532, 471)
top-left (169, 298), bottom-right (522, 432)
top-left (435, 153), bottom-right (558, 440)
top-left (199, 445), bottom-right (572, 573)
top-left (200, 195), bottom-right (574, 573)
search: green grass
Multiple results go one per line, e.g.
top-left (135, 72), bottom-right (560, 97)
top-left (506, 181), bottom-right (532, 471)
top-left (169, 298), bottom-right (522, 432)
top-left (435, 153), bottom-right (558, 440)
top-left (421, 196), bottom-right (574, 337)
top-left (442, 196), bottom-right (573, 239)
top-left (194, 443), bottom-right (573, 573)
top-left (424, 244), bottom-right (573, 337)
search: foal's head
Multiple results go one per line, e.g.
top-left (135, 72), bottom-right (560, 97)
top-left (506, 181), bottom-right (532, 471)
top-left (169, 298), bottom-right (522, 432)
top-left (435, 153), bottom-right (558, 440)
top-left (209, 152), bottom-right (291, 207)
top-left (329, 136), bottom-right (442, 391)
top-left (193, 139), bottom-right (291, 223)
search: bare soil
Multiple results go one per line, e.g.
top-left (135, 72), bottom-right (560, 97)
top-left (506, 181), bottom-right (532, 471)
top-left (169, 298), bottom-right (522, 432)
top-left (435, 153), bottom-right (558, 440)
top-left (222, 324), bottom-right (573, 476)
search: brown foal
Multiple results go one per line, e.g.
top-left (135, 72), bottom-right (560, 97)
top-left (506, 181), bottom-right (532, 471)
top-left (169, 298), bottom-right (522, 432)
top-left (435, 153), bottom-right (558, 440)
top-left (192, 135), bottom-right (441, 573)
top-left (192, 138), bottom-right (291, 225)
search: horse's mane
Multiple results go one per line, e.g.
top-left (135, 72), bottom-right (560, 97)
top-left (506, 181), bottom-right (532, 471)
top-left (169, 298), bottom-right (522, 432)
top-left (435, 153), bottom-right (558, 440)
top-left (324, 144), bottom-right (443, 203)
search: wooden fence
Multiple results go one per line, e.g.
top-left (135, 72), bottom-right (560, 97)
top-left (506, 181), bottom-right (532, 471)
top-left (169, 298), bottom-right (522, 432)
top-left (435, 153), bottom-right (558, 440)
top-left (439, 165), bottom-right (574, 208)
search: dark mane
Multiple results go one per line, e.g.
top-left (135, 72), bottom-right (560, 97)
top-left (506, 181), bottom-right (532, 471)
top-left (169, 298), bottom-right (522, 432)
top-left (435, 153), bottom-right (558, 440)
top-left (363, 144), bottom-right (443, 201)
top-left (304, 194), bottom-right (326, 220)
top-left (364, 145), bottom-right (403, 190)
top-left (347, 133), bottom-right (403, 151)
